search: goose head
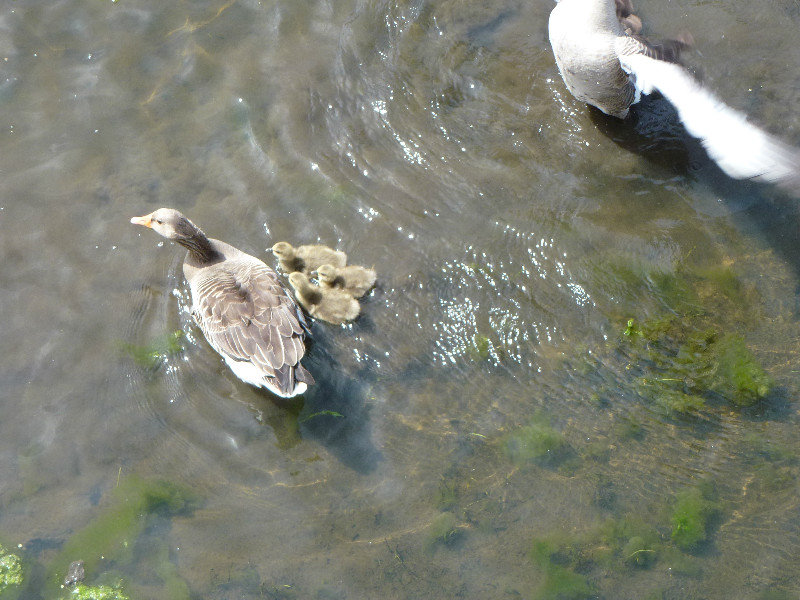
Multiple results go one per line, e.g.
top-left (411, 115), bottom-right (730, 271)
top-left (130, 208), bottom-right (199, 241)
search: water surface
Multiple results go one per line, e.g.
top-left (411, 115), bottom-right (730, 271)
top-left (1, 0), bottom-right (800, 598)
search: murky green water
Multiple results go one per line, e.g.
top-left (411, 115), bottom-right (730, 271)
top-left (1, 0), bottom-right (800, 598)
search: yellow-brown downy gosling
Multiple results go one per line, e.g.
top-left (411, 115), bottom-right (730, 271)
top-left (316, 264), bottom-right (377, 298)
top-left (271, 241), bottom-right (347, 274)
top-left (288, 272), bottom-right (360, 325)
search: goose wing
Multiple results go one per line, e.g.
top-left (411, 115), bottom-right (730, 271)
top-left (616, 38), bottom-right (800, 189)
top-left (191, 259), bottom-right (312, 392)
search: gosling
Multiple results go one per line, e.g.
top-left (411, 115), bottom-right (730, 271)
top-left (272, 241), bottom-right (347, 274)
top-left (316, 264), bottom-right (377, 299)
top-left (288, 272), bottom-right (360, 325)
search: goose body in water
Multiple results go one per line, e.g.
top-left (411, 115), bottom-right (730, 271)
top-left (131, 208), bottom-right (314, 398)
top-left (288, 272), bottom-right (360, 325)
top-left (316, 264), bottom-right (376, 298)
top-left (271, 241), bottom-right (347, 275)
top-left (548, 0), bottom-right (800, 189)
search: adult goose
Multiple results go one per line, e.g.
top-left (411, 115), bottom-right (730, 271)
top-left (271, 241), bottom-right (347, 275)
top-left (130, 208), bottom-right (314, 398)
top-left (548, 0), bottom-right (800, 189)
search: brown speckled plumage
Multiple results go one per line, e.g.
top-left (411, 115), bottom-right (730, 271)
top-left (131, 208), bottom-right (313, 397)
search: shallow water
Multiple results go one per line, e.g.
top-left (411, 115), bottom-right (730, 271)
top-left (1, 0), bottom-right (800, 598)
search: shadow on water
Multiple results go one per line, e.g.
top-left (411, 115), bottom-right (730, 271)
top-left (589, 94), bottom-right (723, 184)
top-left (291, 327), bottom-right (383, 475)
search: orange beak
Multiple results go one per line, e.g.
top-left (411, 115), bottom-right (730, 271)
top-left (130, 213), bottom-right (154, 228)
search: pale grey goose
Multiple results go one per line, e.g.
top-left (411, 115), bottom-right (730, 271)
top-left (131, 208), bottom-right (314, 398)
top-left (271, 241), bottom-right (347, 275)
top-left (549, 0), bottom-right (800, 189)
top-left (316, 264), bottom-right (377, 299)
top-left (288, 272), bottom-right (360, 325)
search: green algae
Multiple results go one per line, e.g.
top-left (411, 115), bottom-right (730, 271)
top-left (48, 475), bottom-right (200, 593)
top-left (594, 517), bottom-right (661, 570)
top-left (0, 544), bottom-right (23, 597)
top-left (467, 334), bottom-right (491, 361)
top-left (534, 565), bottom-right (593, 600)
top-left (299, 410), bottom-right (344, 423)
top-left (425, 512), bottom-right (461, 550)
top-left (611, 260), bottom-right (773, 414)
top-left (659, 546), bottom-right (703, 577)
top-left (623, 319), bottom-right (772, 413)
top-left (529, 538), bottom-right (594, 600)
top-left (739, 432), bottom-right (795, 463)
top-left (709, 334), bottom-right (772, 406)
top-left (65, 584), bottom-right (129, 600)
top-left (612, 416), bottom-right (645, 441)
top-left (152, 544), bottom-right (190, 600)
top-left (621, 536), bottom-right (656, 568)
top-left (670, 484), bottom-right (722, 552)
top-left (120, 330), bottom-right (184, 369)
top-left (434, 478), bottom-right (459, 511)
top-left (758, 589), bottom-right (795, 600)
top-left (502, 415), bottom-right (570, 467)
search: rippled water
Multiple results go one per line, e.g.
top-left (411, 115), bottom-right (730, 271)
top-left (1, 0), bottom-right (800, 598)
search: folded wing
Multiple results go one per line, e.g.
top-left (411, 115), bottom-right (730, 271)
top-left (617, 44), bottom-right (800, 189)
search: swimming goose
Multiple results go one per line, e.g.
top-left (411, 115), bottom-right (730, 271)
top-left (548, 0), bottom-right (800, 188)
top-left (271, 241), bottom-right (347, 275)
top-left (131, 208), bottom-right (314, 397)
top-left (316, 264), bottom-right (377, 299)
top-left (288, 272), bottom-right (360, 325)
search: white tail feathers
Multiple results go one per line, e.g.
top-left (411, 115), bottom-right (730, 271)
top-left (619, 52), bottom-right (800, 188)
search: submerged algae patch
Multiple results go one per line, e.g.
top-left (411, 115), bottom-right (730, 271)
top-left (529, 537), bottom-right (594, 600)
top-left (670, 483), bottom-right (722, 552)
top-left (65, 584), bottom-right (129, 600)
top-left (0, 544), bottom-right (23, 594)
top-left (502, 415), bottom-right (570, 467)
top-left (709, 334), bottom-right (771, 406)
top-left (610, 261), bottom-right (773, 412)
top-left (119, 330), bottom-right (184, 370)
top-left (425, 512), bottom-right (462, 550)
top-left (623, 318), bottom-right (772, 413)
top-left (48, 476), bottom-right (200, 591)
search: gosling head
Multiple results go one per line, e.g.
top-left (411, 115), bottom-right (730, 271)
top-left (315, 264), bottom-right (338, 284)
top-left (271, 242), bottom-right (296, 260)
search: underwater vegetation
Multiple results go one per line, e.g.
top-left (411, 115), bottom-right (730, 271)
top-left (47, 475), bottom-right (200, 597)
top-left (600, 261), bottom-right (773, 413)
top-left (738, 432), bottom-right (795, 464)
top-left (425, 512), bottom-right (463, 550)
top-left (119, 330), bottom-right (184, 370)
top-left (502, 414), bottom-right (570, 468)
top-left (622, 316), bottom-right (771, 415)
top-left (63, 584), bottom-right (129, 600)
top-left (0, 544), bottom-right (23, 598)
top-left (528, 480), bottom-right (724, 597)
top-left (669, 482), bottom-right (722, 552)
top-left (529, 536), bottom-right (595, 600)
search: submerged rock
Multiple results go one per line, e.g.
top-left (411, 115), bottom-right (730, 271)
top-left (64, 560), bottom-right (85, 587)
